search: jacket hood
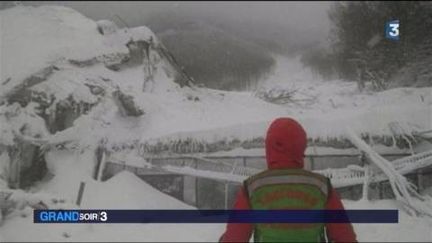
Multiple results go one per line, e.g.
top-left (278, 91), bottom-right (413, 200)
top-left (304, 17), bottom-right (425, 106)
top-left (265, 117), bottom-right (307, 169)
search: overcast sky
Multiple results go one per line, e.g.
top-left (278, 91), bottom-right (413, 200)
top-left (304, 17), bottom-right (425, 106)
top-left (2, 1), bottom-right (332, 45)
top-left (0, 1), bottom-right (331, 49)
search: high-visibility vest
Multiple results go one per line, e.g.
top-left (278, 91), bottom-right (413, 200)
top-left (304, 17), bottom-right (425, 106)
top-left (244, 169), bottom-right (331, 242)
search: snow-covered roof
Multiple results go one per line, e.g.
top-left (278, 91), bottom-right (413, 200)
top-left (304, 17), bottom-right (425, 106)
top-left (141, 84), bottom-right (431, 149)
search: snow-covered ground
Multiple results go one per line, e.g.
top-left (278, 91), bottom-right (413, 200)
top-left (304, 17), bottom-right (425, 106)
top-left (1, 5), bottom-right (432, 242)
top-left (1, 148), bottom-right (432, 242)
top-left (1, 150), bottom-right (223, 242)
top-left (345, 199), bottom-right (432, 242)
top-left (1, 170), bottom-right (431, 242)
top-left (0, 171), bottom-right (224, 242)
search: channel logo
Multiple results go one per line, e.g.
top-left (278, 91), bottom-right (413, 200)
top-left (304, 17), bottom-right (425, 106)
top-left (35, 210), bottom-right (108, 223)
top-left (385, 20), bottom-right (400, 41)
top-left (34, 209), bottom-right (399, 224)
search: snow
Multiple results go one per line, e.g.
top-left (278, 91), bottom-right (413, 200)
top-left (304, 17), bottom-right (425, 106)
top-left (83, 171), bottom-right (191, 209)
top-left (109, 150), bottom-right (152, 168)
top-left (144, 83), bottom-right (431, 147)
top-left (344, 199), bottom-right (432, 242)
top-left (128, 26), bottom-right (157, 43)
top-left (132, 56), bottom-right (431, 148)
top-left (0, 149), bottom-right (223, 241)
top-left (0, 6), bottom-right (129, 97)
top-left (0, 102), bottom-right (49, 146)
top-left (346, 129), bottom-right (432, 217)
top-left (204, 145), bottom-right (411, 157)
top-left (1, 5), bottom-right (432, 242)
top-left (3, 5), bottom-right (429, 149)
top-left (46, 63), bottom-right (289, 148)
top-left (96, 20), bottom-right (118, 35)
top-left (0, 165), bottom-right (224, 242)
top-left (162, 165), bottom-right (248, 182)
top-left (30, 68), bottom-right (102, 104)
top-left (1, 167), bottom-right (431, 242)
top-left (41, 149), bottom-right (96, 202)
top-left (0, 151), bottom-right (10, 188)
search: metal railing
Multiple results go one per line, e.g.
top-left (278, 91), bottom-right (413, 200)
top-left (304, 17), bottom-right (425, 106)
top-left (104, 149), bottom-right (432, 188)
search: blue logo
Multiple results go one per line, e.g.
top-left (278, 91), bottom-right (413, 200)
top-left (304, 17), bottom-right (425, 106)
top-left (38, 210), bottom-right (79, 222)
top-left (385, 20), bottom-right (400, 41)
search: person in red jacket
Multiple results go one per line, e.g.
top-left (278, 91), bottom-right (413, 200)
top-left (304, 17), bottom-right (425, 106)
top-left (220, 117), bottom-right (357, 242)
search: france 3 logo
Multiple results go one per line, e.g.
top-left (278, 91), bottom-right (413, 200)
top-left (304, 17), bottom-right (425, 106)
top-left (385, 20), bottom-right (400, 41)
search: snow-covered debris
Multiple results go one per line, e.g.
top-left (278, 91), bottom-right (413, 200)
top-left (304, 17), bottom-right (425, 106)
top-left (112, 89), bottom-right (144, 116)
top-left (1, 4), bottom-right (198, 153)
top-left (0, 5), bottom-right (191, 101)
top-left (140, 79), bottom-right (431, 152)
top-left (347, 128), bottom-right (432, 217)
top-left (83, 171), bottom-right (192, 209)
top-left (128, 26), bottom-right (157, 43)
top-left (96, 20), bottom-right (118, 35)
top-left (0, 170), bottom-right (224, 242)
top-left (0, 102), bottom-right (49, 146)
top-left (29, 69), bottom-right (105, 105)
top-left (1, 4), bottom-right (431, 243)
top-left (0, 5), bottom-right (129, 96)
top-left (3, 5), bottom-right (429, 154)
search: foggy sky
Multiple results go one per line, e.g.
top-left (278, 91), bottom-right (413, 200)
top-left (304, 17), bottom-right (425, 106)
top-left (2, 1), bottom-right (332, 45)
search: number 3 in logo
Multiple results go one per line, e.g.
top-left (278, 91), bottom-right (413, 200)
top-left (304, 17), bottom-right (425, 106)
top-left (386, 20), bottom-right (400, 40)
top-left (100, 211), bottom-right (107, 222)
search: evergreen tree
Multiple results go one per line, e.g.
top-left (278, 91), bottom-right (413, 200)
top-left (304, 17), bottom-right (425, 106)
top-left (326, 1), bottom-right (432, 90)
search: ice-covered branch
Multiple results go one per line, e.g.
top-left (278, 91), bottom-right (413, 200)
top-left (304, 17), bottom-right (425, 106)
top-left (346, 127), bottom-right (432, 217)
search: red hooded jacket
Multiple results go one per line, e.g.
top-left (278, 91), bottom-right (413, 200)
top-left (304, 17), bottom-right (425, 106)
top-left (220, 118), bottom-right (357, 242)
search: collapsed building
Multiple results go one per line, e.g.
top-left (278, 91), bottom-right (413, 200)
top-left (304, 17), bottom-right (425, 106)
top-left (0, 7), bottom-right (194, 189)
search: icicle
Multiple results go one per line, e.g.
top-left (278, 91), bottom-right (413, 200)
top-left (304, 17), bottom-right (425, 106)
top-left (391, 133), bottom-right (397, 148)
top-left (401, 134), bottom-right (415, 155)
top-left (362, 164), bottom-right (370, 201)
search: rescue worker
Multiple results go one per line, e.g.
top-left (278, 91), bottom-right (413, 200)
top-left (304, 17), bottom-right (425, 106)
top-left (220, 117), bottom-right (357, 242)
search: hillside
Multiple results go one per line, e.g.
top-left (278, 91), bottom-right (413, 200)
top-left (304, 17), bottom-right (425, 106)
top-left (153, 19), bottom-right (276, 90)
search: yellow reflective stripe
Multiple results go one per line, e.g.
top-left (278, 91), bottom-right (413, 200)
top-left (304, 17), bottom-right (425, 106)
top-left (247, 175), bottom-right (328, 196)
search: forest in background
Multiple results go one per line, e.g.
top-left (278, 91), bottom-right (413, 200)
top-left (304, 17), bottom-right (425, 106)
top-left (145, 1), bottom-right (432, 91)
top-left (301, 1), bottom-right (432, 91)
top-left (142, 12), bottom-right (311, 91)
top-left (152, 19), bottom-right (275, 91)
